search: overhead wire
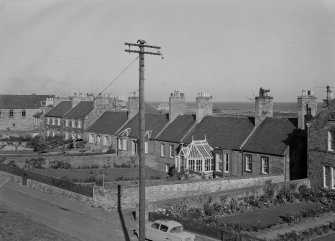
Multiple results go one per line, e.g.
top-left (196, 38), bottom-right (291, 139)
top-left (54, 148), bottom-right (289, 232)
top-left (93, 55), bottom-right (139, 101)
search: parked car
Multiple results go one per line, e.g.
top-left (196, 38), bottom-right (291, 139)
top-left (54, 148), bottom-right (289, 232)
top-left (134, 220), bottom-right (195, 241)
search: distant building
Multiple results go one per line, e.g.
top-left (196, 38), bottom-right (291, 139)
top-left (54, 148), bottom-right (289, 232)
top-left (0, 94), bottom-right (53, 136)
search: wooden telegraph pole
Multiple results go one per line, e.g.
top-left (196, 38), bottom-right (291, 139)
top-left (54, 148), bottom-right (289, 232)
top-left (125, 40), bottom-right (161, 241)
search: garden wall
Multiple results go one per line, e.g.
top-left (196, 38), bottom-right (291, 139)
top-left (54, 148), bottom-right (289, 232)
top-left (27, 179), bottom-right (93, 205)
top-left (2, 153), bottom-right (135, 168)
top-left (94, 175), bottom-right (285, 209)
top-left (149, 178), bottom-right (311, 211)
top-left (0, 170), bottom-right (22, 184)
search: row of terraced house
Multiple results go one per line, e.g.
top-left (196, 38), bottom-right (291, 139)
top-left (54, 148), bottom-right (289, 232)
top-left (3, 88), bottom-right (335, 189)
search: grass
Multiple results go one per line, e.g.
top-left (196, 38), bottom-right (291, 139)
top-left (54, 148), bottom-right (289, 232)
top-left (0, 204), bottom-right (80, 241)
top-left (25, 167), bottom-right (166, 182)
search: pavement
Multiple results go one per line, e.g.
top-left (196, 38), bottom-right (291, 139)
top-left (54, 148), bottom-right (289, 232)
top-left (0, 177), bottom-right (218, 241)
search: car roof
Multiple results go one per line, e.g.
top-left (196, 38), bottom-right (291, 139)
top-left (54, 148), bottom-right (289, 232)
top-left (155, 220), bottom-right (182, 227)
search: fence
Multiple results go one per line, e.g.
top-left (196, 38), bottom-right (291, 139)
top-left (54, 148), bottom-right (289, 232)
top-left (0, 163), bottom-right (93, 197)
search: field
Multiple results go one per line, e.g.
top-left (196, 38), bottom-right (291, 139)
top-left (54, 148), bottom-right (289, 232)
top-left (26, 167), bottom-right (167, 182)
top-left (0, 204), bottom-right (80, 241)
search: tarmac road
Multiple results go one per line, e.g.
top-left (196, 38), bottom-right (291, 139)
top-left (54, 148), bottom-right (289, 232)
top-left (0, 177), bottom-right (138, 241)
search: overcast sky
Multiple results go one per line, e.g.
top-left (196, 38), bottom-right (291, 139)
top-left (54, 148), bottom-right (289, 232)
top-left (0, 0), bottom-right (334, 102)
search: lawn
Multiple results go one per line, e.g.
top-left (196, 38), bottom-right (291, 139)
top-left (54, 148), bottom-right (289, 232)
top-left (26, 167), bottom-right (167, 182)
top-left (0, 204), bottom-right (80, 241)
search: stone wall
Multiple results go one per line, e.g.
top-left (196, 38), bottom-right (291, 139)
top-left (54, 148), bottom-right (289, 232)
top-left (3, 153), bottom-right (133, 168)
top-left (27, 179), bottom-right (93, 205)
top-left (149, 178), bottom-right (311, 211)
top-left (0, 170), bottom-right (22, 184)
top-left (94, 175), bottom-right (285, 209)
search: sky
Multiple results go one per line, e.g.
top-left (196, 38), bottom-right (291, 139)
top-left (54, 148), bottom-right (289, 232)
top-left (0, 0), bottom-right (334, 102)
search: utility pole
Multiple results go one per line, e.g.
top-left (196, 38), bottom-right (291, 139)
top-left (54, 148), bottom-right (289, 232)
top-left (125, 40), bottom-right (161, 241)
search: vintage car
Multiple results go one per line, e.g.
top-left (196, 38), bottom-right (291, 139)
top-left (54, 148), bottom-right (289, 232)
top-left (134, 220), bottom-right (196, 241)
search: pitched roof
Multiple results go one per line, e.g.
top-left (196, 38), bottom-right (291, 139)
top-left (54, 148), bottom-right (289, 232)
top-left (183, 116), bottom-right (255, 149)
top-left (86, 111), bottom-right (128, 135)
top-left (0, 95), bottom-right (51, 109)
top-left (45, 101), bottom-right (72, 117)
top-left (179, 140), bottom-right (213, 159)
top-left (64, 101), bottom-right (94, 119)
top-left (242, 117), bottom-right (298, 156)
top-left (117, 113), bottom-right (169, 139)
top-left (156, 114), bottom-right (196, 142)
top-left (144, 103), bottom-right (160, 113)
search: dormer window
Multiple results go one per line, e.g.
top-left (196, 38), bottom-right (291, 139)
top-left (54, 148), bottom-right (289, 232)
top-left (65, 119), bottom-right (69, 127)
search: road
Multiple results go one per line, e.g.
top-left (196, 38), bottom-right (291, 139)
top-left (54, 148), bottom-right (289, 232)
top-left (0, 178), bottom-right (218, 241)
top-left (0, 177), bottom-right (138, 241)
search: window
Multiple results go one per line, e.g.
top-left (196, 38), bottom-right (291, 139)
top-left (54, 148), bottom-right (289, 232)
top-left (52, 118), bottom-right (56, 125)
top-left (0, 110), bottom-right (2, 117)
top-left (261, 156), bottom-right (269, 174)
top-left (118, 138), bottom-right (122, 150)
top-left (46, 130), bottom-right (50, 136)
top-left (65, 119), bottom-right (69, 127)
top-left (122, 139), bottom-right (127, 151)
top-left (223, 153), bottom-right (229, 173)
top-left (196, 159), bottom-right (202, 172)
top-left (96, 135), bottom-right (101, 145)
top-left (245, 154), bottom-right (252, 172)
top-left (169, 145), bottom-right (174, 158)
top-left (145, 142), bottom-right (148, 154)
top-left (205, 159), bottom-right (213, 171)
top-left (216, 153), bottom-right (223, 171)
top-left (89, 134), bottom-right (94, 143)
top-left (151, 223), bottom-right (159, 229)
top-left (9, 109), bottom-right (14, 117)
top-left (46, 117), bottom-right (50, 125)
top-left (160, 144), bottom-right (165, 157)
top-left (77, 120), bottom-right (82, 128)
top-left (57, 118), bottom-right (61, 126)
top-left (72, 120), bottom-right (76, 128)
top-left (189, 159), bottom-right (195, 171)
top-left (328, 131), bottom-right (335, 151)
top-left (22, 109), bottom-right (26, 117)
top-left (160, 225), bottom-right (168, 232)
top-left (324, 165), bottom-right (330, 188)
top-left (65, 132), bottom-right (69, 140)
top-left (104, 136), bottom-right (109, 146)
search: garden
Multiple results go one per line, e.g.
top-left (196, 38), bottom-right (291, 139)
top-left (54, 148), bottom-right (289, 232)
top-left (149, 184), bottom-right (335, 241)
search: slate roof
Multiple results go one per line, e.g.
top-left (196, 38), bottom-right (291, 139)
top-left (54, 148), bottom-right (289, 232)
top-left (0, 95), bottom-right (50, 109)
top-left (183, 116), bottom-right (255, 149)
top-left (144, 103), bottom-right (160, 113)
top-left (64, 101), bottom-right (94, 119)
top-left (117, 113), bottom-right (169, 139)
top-left (86, 111), bottom-right (128, 135)
top-left (156, 114), bottom-right (196, 143)
top-left (45, 101), bottom-right (72, 117)
top-left (242, 117), bottom-right (298, 156)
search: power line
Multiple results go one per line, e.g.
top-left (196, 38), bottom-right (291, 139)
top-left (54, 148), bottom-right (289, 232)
top-left (93, 56), bottom-right (139, 101)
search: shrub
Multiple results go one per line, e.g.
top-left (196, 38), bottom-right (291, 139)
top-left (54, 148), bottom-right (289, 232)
top-left (49, 160), bottom-right (71, 169)
top-left (25, 158), bottom-right (46, 169)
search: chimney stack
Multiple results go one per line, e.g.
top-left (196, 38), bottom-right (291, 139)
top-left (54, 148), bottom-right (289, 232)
top-left (255, 87), bottom-right (273, 127)
top-left (128, 91), bottom-right (139, 120)
top-left (298, 89), bottom-right (317, 130)
top-left (169, 90), bottom-right (186, 123)
top-left (196, 92), bottom-right (213, 123)
top-left (323, 86), bottom-right (333, 107)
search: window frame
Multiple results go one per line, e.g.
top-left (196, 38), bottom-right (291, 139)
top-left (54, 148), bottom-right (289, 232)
top-left (160, 144), bottom-right (165, 157)
top-left (328, 131), bottom-right (335, 152)
top-left (245, 154), bottom-right (252, 172)
top-left (9, 109), bottom-right (14, 118)
top-left (144, 141), bottom-right (148, 154)
top-left (223, 153), bottom-right (229, 173)
top-left (261, 156), bottom-right (269, 174)
top-left (21, 109), bottom-right (26, 117)
top-left (169, 145), bottom-right (174, 158)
